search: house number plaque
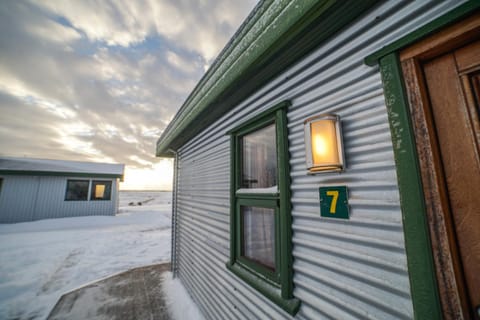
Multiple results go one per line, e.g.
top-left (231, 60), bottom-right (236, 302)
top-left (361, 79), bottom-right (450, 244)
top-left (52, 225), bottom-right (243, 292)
top-left (319, 186), bottom-right (349, 219)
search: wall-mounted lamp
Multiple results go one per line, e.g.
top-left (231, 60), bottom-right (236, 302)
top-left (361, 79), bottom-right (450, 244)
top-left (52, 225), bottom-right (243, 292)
top-left (304, 114), bottom-right (345, 173)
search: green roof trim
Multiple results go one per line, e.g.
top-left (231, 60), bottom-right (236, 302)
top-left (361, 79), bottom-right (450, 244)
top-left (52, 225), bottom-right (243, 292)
top-left (156, 0), bottom-right (381, 157)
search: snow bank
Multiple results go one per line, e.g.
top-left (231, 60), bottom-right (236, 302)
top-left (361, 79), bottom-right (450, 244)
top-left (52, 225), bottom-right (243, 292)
top-left (0, 191), bottom-right (172, 320)
top-left (162, 272), bottom-right (205, 320)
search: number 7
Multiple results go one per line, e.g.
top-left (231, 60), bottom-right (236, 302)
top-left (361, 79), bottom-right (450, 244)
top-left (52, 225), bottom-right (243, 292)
top-left (326, 191), bottom-right (339, 214)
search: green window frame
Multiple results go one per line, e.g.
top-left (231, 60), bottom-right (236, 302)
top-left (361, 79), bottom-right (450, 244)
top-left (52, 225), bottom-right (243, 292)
top-left (226, 101), bottom-right (300, 315)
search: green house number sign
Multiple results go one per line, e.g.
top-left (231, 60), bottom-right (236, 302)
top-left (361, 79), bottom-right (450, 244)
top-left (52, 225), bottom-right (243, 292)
top-left (319, 186), bottom-right (349, 219)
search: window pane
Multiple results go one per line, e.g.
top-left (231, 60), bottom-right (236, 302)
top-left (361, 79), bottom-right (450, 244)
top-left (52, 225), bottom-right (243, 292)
top-left (241, 124), bottom-right (277, 188)
top-left (65, 180), bottom-right (89, 201)
top-left (91, 181), bottom-right (112, 200)
top-left (242, 206), bottom-right (275, 270)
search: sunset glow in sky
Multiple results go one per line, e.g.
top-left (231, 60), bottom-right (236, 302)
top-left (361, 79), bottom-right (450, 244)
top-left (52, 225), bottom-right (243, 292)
top-left (0, 0), bottom-right (257, 190)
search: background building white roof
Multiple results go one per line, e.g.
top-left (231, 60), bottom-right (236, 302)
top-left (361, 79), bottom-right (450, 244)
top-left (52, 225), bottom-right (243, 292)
top-left (0, 157), bottom-right (124, 178)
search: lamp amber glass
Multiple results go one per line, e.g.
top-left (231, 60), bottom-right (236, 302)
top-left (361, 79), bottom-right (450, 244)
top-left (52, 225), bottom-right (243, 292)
top-left (310, 119), bottom-right (339, 167)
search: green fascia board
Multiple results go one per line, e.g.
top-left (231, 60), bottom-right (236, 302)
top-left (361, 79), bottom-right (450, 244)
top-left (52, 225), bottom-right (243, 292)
top-left (365, 1), bottom-right (480, 66)
top-left (156, 0), bottom-right (381, 157)
top-left (0, 170), bottom-right (123, 181)
top-left (378, 53), bottom-right (442, 320)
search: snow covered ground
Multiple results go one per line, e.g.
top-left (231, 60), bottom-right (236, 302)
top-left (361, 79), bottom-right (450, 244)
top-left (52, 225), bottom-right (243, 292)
top-left (0, 191), bottom-right (173, 320)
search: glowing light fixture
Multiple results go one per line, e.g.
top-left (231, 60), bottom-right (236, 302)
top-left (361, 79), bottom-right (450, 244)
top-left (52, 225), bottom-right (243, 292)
top-left (304, 114), bottom-right (345, 173)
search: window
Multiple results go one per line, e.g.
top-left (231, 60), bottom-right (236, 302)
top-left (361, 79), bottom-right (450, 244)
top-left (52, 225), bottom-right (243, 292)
top-left (65, 179), bottom-right (113, 201)
top-left (65, 180), bottom-right (89, 201)
top-left (91, 180), bottom-right (112, 200)
top-left (227, 101), bottom-right (299, 315)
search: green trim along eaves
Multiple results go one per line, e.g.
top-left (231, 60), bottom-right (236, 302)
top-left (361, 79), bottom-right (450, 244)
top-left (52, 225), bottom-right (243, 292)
top-left (0, 170), bottom-right (123, 181)
top-left (364, 1), bottom-right (480, 66)
top-left (156, 0), bottom-right (381, 157)
top-left (157, 0), bottom-right (322, 156)
top-left (378, 53), bottom-right (442, 320)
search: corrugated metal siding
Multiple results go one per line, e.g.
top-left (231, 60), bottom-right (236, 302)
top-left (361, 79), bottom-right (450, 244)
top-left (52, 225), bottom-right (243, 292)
top-left (0, 176), bottom-right (118, 223)
top-left (173, 1), bottom-right (466, 319)
top-left (0, 176), bottom-right (39, 223)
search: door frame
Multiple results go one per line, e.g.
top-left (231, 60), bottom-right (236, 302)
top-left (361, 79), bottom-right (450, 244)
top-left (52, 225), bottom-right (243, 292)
top-left (400, 14), bottom-right (480, 320)
top-left (365, 3), bottom-right (480, 320)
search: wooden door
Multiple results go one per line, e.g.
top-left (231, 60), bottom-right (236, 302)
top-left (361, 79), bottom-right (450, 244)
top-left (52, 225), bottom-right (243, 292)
top-left (423, 40), bottom-right (480, 319)
top-left (400, 13), bottom-right (480, 320)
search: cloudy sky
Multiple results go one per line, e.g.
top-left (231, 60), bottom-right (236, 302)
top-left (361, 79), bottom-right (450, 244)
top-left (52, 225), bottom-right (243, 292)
top-left (0, 0), bottom-right (257, 190)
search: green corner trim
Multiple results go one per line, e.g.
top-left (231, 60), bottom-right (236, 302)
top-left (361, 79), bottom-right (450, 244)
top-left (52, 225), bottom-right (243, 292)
top-left (378, 53), bottom-right (441, 320)
top-left (156, 0), bottom-right (380, 156)
top-left (365, 1), bottom-right (480, 66)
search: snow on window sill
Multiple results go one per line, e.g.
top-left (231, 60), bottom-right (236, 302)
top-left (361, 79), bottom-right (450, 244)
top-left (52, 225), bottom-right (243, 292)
top-left (236, 186), bottom-right (278, 194)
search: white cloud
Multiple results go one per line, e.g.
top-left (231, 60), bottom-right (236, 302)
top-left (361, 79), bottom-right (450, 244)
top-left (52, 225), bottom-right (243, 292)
top-left (166, 51), bottom-right (197, 74)
top-left (0, 74), bottom-right (77, 120)
top-left (0, 0), bottom-right (257, 189)
top-left (32, 0), bottom-right (150, 46)
top-left (98, 123), bottom-right (120, 138)
top-left (26, 19), bottom-right (81, 43)
top-left (93, 47), bottom-right (140, 81)
top-left (33, 0), bottom-right (257, 61)
top-left (129, 155), bottom-right (153, 166)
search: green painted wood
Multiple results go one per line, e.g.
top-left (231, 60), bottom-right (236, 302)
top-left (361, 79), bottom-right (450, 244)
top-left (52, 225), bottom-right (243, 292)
top-left (378, 53), bottom-right (442, 320)
top-left (276, 107), bottom-right (294, 300)
top-left (365, 1), bottom-right (480, 66)
top-left (229, 135), bottom-right (236, 266)
top-left (227, 102), bottom-right (299, 315)
top-left (156, 0), bottom-right (381, 156)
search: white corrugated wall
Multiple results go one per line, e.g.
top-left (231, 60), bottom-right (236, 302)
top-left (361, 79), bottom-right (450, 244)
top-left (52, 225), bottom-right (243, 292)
top-left (0, 175), bottom-right (118, 223)
top-left (173, 1), bottom-right (466, 319)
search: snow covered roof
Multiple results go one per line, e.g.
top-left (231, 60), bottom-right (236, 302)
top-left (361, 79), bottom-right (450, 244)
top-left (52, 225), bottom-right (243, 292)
top-left (0, 157), bottom-right (124, 179)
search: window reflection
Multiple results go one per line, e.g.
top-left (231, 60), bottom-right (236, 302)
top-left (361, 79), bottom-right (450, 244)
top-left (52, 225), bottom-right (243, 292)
top-left (65, 180), bottom-right (89, 201)
top-left (242, 206), bottom-right (275, 270)
top-left (241, 124), bottom-right (277, 188)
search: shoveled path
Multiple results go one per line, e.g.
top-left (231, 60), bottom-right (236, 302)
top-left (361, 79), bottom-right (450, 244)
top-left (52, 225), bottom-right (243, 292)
top-left (47, 263), bottom-right (171, 320)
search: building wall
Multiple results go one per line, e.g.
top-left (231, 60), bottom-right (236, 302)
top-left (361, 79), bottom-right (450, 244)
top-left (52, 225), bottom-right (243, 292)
top-left (0, 175), bottom-right (119, 223)
top-left (172, 1), bottom-right (467, 319)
